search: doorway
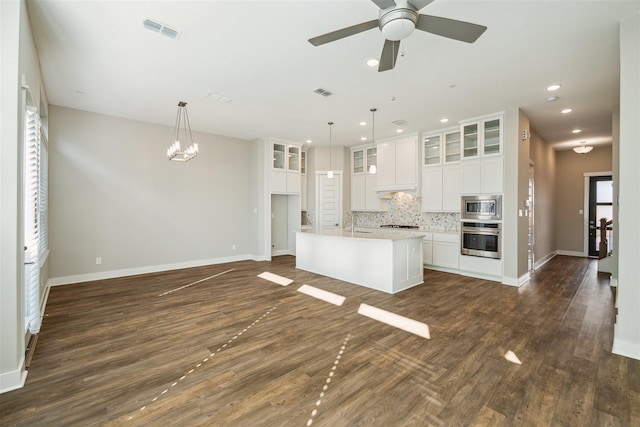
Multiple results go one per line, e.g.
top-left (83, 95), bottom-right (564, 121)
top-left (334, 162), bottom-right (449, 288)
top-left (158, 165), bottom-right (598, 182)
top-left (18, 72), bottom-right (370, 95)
top-left (315, 172), bottom-right (342, 230)
top-left (587, 175), bottom-right (613, 257)
top-left (527, 162), bottom-right (535, 272)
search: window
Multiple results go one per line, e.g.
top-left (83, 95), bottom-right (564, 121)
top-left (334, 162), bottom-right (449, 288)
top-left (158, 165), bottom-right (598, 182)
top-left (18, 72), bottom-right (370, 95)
top-left (24, 106), bottom-right (48, 334)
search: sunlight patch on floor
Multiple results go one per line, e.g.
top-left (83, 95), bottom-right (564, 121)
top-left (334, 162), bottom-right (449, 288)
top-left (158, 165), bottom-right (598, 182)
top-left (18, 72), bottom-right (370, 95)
top-left (297, 285), bottom-right (345, 306)
top-left (357, 303), bottom-right (430, 339)
top-left (504, 350), bottom-right (522, 364)
top-left (159, 269), bottom-right (235, 296)
top-left (258, 271), bottom-right (293, 286)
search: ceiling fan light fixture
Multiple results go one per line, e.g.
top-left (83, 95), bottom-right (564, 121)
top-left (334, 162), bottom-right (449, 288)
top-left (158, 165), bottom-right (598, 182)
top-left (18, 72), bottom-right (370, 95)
top-left (573, 141), bottom-right (593, 154)
top-left (381, 18), bottom-right (416, 41)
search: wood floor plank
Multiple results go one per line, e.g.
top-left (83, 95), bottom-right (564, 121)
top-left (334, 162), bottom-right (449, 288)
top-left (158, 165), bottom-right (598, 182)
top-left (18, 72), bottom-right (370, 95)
top-left (0, 255), bottom-right (638, 426)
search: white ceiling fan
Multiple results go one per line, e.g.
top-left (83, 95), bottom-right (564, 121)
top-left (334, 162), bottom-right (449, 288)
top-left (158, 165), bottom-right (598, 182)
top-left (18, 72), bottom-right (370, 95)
top-left (308, 0), bottom-right (487, 72)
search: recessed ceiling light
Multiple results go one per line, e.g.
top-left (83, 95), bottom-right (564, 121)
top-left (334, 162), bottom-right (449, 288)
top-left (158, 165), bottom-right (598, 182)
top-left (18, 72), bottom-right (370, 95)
top-left (305, 139), bottom-right (312, 144)
top-left (360, 121), bottom-right (367, 126)
top-left (440, 118), bottom-right (449, 123)
top-left (449, 84), bottom-right (457, 89)
top-left (367, 59), bottom-right (379, 67)
top-left (547, 84), bottom-right (561, 91)
top-left (572, 129), bottom-right (582, 134)
top-left (561, 108), bottom-right (573, 114)
top-left (396, 129), bottom-right (403, 133)
top-left (547, 96), bottom-right (558, 102)
top-left (361, 136), bottom-right (367, 141)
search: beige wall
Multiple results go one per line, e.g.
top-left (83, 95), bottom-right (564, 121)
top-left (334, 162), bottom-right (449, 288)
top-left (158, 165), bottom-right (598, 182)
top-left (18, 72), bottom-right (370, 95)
top-left (555, 146), bottom-right (612, 254)
top-left (48, 106), bottom-right (255, 282)
top-left (529, 130), bottom-right (556, 265)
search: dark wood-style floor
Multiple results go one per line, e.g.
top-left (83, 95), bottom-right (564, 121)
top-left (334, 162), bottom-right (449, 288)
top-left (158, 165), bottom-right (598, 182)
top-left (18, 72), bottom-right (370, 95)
top-left (1, 255), bottom-right (639, 426)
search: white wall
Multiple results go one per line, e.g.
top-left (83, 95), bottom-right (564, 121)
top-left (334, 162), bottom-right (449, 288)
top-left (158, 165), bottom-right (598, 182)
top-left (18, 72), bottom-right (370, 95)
top-left (48, 106), bottom-right (255, 283)
top-left (0, 0), bottom-right (25, 394)
top-left (613, 13), bottom-right (640, 360)
top-left (0, 0), bottom-right (49, 393)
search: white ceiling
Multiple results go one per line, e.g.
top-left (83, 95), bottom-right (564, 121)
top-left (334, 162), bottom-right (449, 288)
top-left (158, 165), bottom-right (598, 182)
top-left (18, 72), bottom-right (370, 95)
top-left (26, 0), bottom-right (639, 150)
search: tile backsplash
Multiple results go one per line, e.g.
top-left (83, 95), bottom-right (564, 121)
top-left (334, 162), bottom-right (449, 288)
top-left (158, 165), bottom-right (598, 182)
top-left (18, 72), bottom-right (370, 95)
top-left (306, 193), bottom-right (460, 231)
top-left (350, 193), bottom-right (460, 231)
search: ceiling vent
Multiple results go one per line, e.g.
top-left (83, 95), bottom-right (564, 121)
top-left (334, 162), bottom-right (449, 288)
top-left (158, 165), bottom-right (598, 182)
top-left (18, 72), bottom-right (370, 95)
top-left (392, 119), bottom-right (408, 126)
top-left (143, 19), bottom-right (181, 40)
top-left (206, 92), bottom-right (233, 103)
top-left (314, 88), bottom-right (333, 97)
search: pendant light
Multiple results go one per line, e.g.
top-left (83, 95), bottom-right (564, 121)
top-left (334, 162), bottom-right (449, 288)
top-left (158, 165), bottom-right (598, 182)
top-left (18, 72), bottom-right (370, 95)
top-left (167, 101), bottom-right (198, 162)
top-left (369, 108), bottom-right (377, 174)
top-left (573, 141), bottom-right (593, 154)
top-left (327, 121), bottom-right (334, 178)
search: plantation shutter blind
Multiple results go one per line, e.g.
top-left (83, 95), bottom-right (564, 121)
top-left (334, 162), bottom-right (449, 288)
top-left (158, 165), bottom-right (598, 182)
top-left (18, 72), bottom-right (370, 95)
top-left (39, 127), bottom-right (49, 260)
top-left (24, 106), bottom-right (42, 334)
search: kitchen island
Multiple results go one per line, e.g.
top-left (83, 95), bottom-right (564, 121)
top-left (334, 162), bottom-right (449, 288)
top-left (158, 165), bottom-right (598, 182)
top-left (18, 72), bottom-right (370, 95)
top-left (295, 229), bottom-right (424, 294)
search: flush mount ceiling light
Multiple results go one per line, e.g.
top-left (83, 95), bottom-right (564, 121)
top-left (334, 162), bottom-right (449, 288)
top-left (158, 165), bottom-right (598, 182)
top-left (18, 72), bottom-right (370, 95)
top-left (546, 84), bottom-right (561, 91)
top-left (167, 101), bottom-right (198, 162)
top-left (327, 122), bottom-right (334, 178)
top-left (573, 141), bottom-right (593, 154)
top-left (369, 108), bottom-right (377, 174)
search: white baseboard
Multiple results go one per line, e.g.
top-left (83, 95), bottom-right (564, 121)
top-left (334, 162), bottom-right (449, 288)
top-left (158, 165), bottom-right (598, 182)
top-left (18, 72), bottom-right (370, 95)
top-left (534, 251), bottom-right (557, 270)
top-left (501, 272), bottom-right (529, 287)
top-left (612, 325), bottom-right (640, 361)
top-left (556, 250), bottom-right (586, 257)
top-left (0, 359), bottom-right (27, 394)
top-left (48, 254), bottom-right (254, 287)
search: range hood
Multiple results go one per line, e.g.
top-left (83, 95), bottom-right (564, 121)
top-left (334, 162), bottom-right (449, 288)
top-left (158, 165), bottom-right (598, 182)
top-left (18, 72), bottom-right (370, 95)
top-left (377, 183), bottom-right (418, 199)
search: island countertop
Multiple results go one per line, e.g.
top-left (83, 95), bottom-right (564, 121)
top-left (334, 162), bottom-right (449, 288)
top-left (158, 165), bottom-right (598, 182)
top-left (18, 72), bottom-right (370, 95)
top-left (299, 228), bottom-right (424, 241)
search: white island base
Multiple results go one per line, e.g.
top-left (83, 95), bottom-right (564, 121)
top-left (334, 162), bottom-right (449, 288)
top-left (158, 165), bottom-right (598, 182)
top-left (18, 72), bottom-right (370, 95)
top-left (295, 229), bottom-right (424, 294)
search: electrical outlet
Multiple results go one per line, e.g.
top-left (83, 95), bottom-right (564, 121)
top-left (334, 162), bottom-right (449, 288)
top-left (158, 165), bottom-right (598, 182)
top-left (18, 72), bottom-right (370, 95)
top-left (95, 257), bottom-right (102, 265)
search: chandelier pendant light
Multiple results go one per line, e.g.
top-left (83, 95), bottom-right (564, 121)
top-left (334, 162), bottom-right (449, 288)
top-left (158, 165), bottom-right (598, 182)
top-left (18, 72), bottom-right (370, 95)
top-left (369, 108), bottom-right (377, 174)
top-left (167, 101), bottom-right (199, 162)
top-left (573, 141), bottom-right (593, 154)
top-left (327, 121), bottom-right (334, 178)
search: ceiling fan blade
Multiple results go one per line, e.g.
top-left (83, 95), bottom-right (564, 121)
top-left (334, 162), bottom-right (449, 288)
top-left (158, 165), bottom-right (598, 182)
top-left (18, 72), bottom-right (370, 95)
top-left (407, 0), bottom-right (435, 10)
top-left (371, 0), bottom-right (396, 9)
top-left (378, 39), bottom-right (401, 72)
top-left (416, 14), bottom-right (487, 43)
top-left (308, 19), bottom-right (379, 46)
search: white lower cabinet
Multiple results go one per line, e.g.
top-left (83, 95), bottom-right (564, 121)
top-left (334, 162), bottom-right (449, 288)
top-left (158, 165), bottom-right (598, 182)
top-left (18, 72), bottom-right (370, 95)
top-left (432, 241), bottom-right (460, 269)
top-left (423, 232), bottom-right (459, 269)
top-left (422, 234), bottom-right (433, 265)
top-left (459, 255), bottom-right (502, 278)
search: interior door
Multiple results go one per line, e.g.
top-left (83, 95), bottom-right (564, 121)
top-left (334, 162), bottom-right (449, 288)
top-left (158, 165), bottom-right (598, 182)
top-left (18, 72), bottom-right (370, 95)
top-left (317, 173), bottom-right (342, 229)
top-left (588, 175), bottom-right (613, 257)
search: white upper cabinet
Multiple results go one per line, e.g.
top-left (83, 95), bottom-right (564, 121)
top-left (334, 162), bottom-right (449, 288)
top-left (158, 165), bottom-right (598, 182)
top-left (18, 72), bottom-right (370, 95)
top-left (461, 114), bottom-right (503, 159)
top-left (271, 140), bottom-right (301, 194)
top-left (421, 127), bottom-right (461, 212)
top-left (444, 130), bottom-right (462, 163)
top-left (423, 133), bottom-right (441, 166)
top-left (459, 113), bottom-right (504, 194)
top-left (301, 150), bottom-right (307, 210)
top-left (351, 145), bottom-right (380, 211)
top-left (376, 134), bottom-right (419, 193)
